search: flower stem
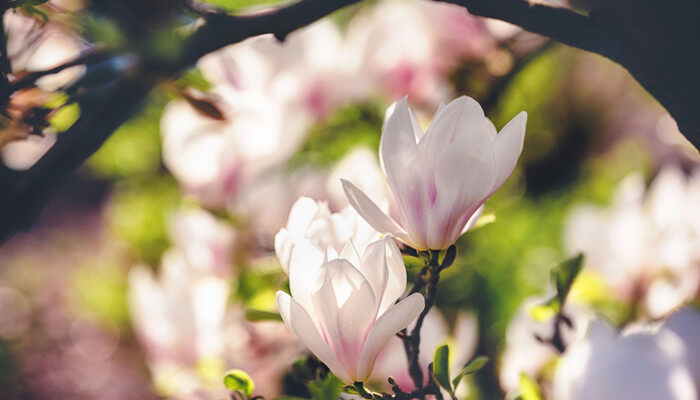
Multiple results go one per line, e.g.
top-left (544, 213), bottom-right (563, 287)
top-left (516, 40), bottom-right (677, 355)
top-left (400, 245), bottom-right (457, 391)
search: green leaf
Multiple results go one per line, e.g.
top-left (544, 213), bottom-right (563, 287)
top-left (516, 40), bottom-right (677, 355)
top-left (519, 374), bottom-right (543, 400)
top-left (245, 309), bottom-right (283, 322)
top-left (452, 356), bottom-right (489, 388)
top-left (48, 103), bottom-right (80, 132)
top-left (224, 369), bottom-right (254, 397)
top-left (308, 375), bottom-right (344, 400)
top-left (552, 253), bottom-right (585, 306)
top-left (432, 343), bottom-right (452, 394)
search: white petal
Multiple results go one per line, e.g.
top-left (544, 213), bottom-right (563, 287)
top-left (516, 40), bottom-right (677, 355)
top-left (286, 197), bottom-right (321, 238)
top-left (311, 259), bottom-right (377, 380)
top-left (289, 239), bottom-right (326, 315)
top-left (342, 179), bottom-right (406, 237)
top-left (428, 131), bottom-right (495, 249)
top-left (379, 97), bottom-right (432, 246)
top-left (276, 291), bottom-right (351, 382)
top-left (491, 111), bottom-right (526, 193)
top-left (274, 228), bottom-right (293, 274)
top-left (356, 293), bottom-right (425, 381)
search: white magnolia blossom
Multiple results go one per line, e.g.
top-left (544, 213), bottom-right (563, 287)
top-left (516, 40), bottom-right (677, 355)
top-left (326, 146), bottom-right (390, 210)
top-left (345, 0), bottom-right (493, 107)
top-left (276, 236), bottom-right (424, 382)
top-left (198, 19), bottom-right (366, 120)
top-left (128, 250), bottom-right (230, 395)
top-left (565, 166), bottom-right (700, 318)
top-left (372, 309), bottom-right (478, 392)
top-left (343, 96), bottom-right (526, 250)
top-left (168, 208), bottom-right (235, 278)
top-left (160, 87), bottom-right (307, 208)
top-left (274, 197), bottom-right (380, 274)
top-left (499, 296), bottom-right (591, 392)
top-left (553, 309), bottom-right (699, 400)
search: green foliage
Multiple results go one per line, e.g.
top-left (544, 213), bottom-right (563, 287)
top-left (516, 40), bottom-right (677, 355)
top-left (87, 92), bottom-right (167, 179)
top-left (452, 356), bottom-right (489, 389)
top-left (200, 0), bottom-right (286, 12)
top-left (432, 343), bottom-right (452, 394)
top-left (245, 308), bottom-right (283, 322)
top-left (308, 375), bottom-right (344, 400)
top-left (289, 101), bottom-right (384, 168)
top-left (70, 264), bottom-right (129, 329)
top-left (224, 369), bottom-right (255, 397)
top-left (106, 178), bottom-right (180, 263)
top-left (518, 374), bottom-right (544, 400)
top-left (48, 103), bottom-right (80, 132)
top-left (553, 254), bottom-right (584, 306)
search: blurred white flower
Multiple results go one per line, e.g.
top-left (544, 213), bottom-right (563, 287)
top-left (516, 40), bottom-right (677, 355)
top-left (160, 87), bottom-right (308, 208)
top-left (326, 146), bottom-right (390, 210)
top-left (343, 96), bottom-right (526, 250)
top-left (169, 208), bottom-right (235, 278)
top-left (345, 0), bottom-right (494, 107)
top-left (565, 166), bottom-right (700, 318)
top-left (499, 296), bottom-right (591, 393)
top-left (1, 132), bottom-right (56, 171)
top-left (276, 236), bottom-right (423, 382)
top-left (553, 310), bottom-right (698, 400)
top-left (274, 197), bottom-right (380, 274)
top-left (198, 19), bottom-right (366, 120)
top-left (128, 250), bottom-right (230, 397)
top-left (371, 309), bottom-right (478, 393)
top-left (4, 10), bottom-right (86, 91)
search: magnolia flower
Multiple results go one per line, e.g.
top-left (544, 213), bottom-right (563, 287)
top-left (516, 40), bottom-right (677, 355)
top-left (553, 311), bottom-right (698, 400)
top-left (168, 208), bottom-right (235, 278)
top-left (274, 197), bottom-right (380, 274)
top-left (372, 309), bottom-right (478, 392)
top-left (161, 87), bottom-right (308, 208)
top-left (326, 146), bottom-right (390, 210)
top-left (128, 251), bottom-right (230, 396)
top-left (1, 132), bottom-right (57, 171)
top-left (343, 96), bottom-right (526, 250)
top-left (565, 166), bottom-right (700, 318)
top-left (198, 19), bottom-right (366, 120)
top-left (276, 237), bottom-right (424, 382)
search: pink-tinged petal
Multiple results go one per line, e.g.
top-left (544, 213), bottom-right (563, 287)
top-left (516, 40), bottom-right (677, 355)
top-left (274, 228), bottom-right (293, 274)
top-left (418, 96), bottom-right (487, 168)
top-left (276, 291), bottom-right (351, 382)
top-left (355, 239), bottom-right (389, 312)
top-left (311, 260), bottom-right (377, 381)
top-left (491, 111), bottom-right (526, 193)
top-left (288, 239), bottom-right (325, 317)
top-left (341, 179), bottom-right (406, 237)
top-left (427, 131), bottom-right (495, 249)
top-left (380, 98), bottom-right (424, 171)
top-left (356, 293), bottom-right (425, 381)
top-left (379, 97), bottom-right (431, 245)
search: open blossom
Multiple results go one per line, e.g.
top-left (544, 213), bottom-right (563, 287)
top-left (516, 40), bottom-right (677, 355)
top-left (276, 236), bottom-right (424, 382)
top-left (565, 166), bottom-right (700, 318)
top-left (274, 197), bottom-right (380, 274)
top-left (161, 87), bottom-right (308, 208)
top-left (168, 208), bottom-right (235, 278)
top-left (343, 96), bottom-right (526, 250)
top-left (553, 309), bottom-right (699, 400)
top-left (128, 250), bottom-right (230, 397)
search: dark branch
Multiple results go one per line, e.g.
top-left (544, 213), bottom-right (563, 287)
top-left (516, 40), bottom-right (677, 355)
top-left (0, 0), bottom-right (362, 243)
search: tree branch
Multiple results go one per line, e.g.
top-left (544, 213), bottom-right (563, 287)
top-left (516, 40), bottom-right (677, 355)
top-left (0, 0), bottom-right (361, 243)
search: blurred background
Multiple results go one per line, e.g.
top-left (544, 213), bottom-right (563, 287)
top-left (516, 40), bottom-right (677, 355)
top-left (0, 0), bottom-right (698, 399)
